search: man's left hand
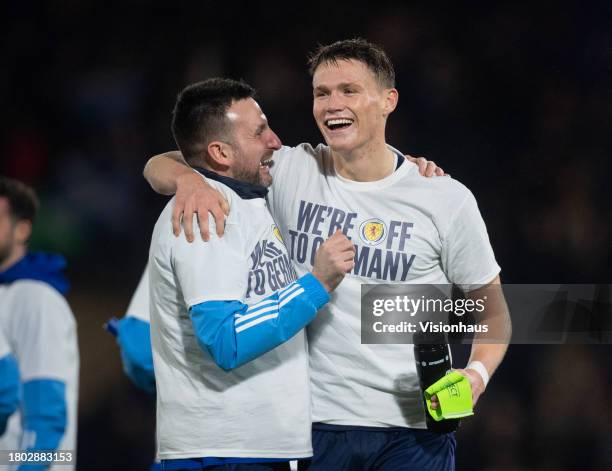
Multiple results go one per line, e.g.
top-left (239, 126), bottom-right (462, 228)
top-left (429, 368), bottom-right (486, 411)
top-left (406, 155), bottom-right (446, 177)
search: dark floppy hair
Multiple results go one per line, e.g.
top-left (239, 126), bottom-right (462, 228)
top-left (0, 176), bottom-right (39, 224)
top-left (308, 38), bottom-right (396, 88)
top-left (171, 78), bottom-right (256, 166)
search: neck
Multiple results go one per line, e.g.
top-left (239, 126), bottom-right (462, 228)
top-left (331, 138), bottom-right (396, 182)
top-left (195, 163), bottom-right (246, 183)
top-left (199, 161), bottom-right (232, 178)
top-left (0, 246), bottom-right (26, 273)
top-left (192, 167), bottom-right (268, 200)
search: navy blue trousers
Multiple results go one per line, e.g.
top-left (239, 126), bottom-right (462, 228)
top-left (205, 465), bottom-right (289, 471)
top-left (161, 461), bottom-right (290, 471)
top-left (298, 423), bottom-right (456, 471)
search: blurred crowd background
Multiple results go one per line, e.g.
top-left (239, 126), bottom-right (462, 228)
top-left (2, 1), bottom-right (611, 469)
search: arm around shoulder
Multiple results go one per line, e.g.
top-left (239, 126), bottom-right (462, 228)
top-left (143, 150), bottom-right (190, 195)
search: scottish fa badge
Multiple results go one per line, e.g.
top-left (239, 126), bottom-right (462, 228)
top-left (359, 218), bottom-right (387, 246)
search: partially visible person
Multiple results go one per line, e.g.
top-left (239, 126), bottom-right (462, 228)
top-left (107, 263), bottom-right (160, 471)
top-left (149, 78), bottom-right (354, 470)
top-left (0, 328), bottom-right (19, 435)
top-left (0, 176), bottom-right (79, 470)
top-left (108, 263), bottom-right (155, 394)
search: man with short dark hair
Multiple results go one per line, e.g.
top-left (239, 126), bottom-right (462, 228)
top-left (145, 38), bottom-right (510, 470)
top-left (148, 78), bottom-right (355, 470)
top-left (0, 176), bottom-right (79, 470)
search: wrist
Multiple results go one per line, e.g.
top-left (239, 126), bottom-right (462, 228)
top-left (466, 361), bottom-right (490, 388)
top-left (176, 168), bottom-right (200, 185)
top-left (298, 273), bottom-right (331, 308)
top-left (311, 270), bottom-right (331, 293)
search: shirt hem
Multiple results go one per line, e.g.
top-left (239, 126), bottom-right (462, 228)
top-left (158, 449), bottom-right (313, 460)
top-left (312, 418), bottom-right (427, 429)
top-left (312, 422), bottom-right (428, 432)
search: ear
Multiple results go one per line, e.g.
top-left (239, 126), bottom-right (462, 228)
top-left (207, 141), bottom-right (233, 169)
top-left (14, 220), bottom-right (32, 245)
top-left (382, 88), bottom-right (398, 116)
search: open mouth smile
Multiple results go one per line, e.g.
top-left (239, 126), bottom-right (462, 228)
top-left (325, 118), bottom-right (354, 131)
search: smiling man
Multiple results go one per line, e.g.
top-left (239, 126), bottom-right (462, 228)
top-left (311, 53), bottom-right (398, 180)
top-left (147, 78), bottom-right (356, 471)
top-left (143, 39), bottom-right (511, 471)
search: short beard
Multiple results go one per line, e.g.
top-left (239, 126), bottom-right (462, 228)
top-left (232, 165), bottom-right (263, 186)
top-left (230, 144), bottom-right (265, 186)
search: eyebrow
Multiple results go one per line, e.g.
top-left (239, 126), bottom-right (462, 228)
top-left (314, 81), bottom-right (361, 91)
top-left (254, 122), bottom-right (267, 134)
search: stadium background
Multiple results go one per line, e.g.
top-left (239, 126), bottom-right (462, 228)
top-left (2, 1), bottom-right (610, 469)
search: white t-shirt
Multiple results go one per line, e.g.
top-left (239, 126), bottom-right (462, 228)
top-left (268, 143), bottom-right (500, 428)
top-left (149, 176), bottom-right (312, 460)
top-left (0, 280), bottom-right (79, 470)
top-left (126, 263), bottom-right (150, 322)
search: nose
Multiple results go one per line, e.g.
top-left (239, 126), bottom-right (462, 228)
top-left (326, 90), bottom-right (344, 112)
top-left (267, 129), bottom-right (282, 150)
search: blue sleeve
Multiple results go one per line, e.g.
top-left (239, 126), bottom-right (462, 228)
top-left (190, 273), bottom-right (329, 371)
top-left (116, 317), bottom-right (155, 394)
top-left (0, 353), bottom-right (20, 435)
top-left (19, 379), bottom-right (66, 469)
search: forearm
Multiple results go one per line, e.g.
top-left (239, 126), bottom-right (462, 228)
top-left (116, 317), bottom-right (156, 394)
top-left (466, 277), bottom-right (512, 379)
top-left (466, 343), bottom-right (508, 380)
top-left (191, 274), bottom-right (329, 371)
top-left (21, 379), bottom-right (67, 454)
top-left (0, 353), bottom-right (19, 435)
top-left (143, 151), bottom-right (190, 195)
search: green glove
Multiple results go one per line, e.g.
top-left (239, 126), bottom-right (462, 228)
top-left (424, 371), bottom-right (474, 421)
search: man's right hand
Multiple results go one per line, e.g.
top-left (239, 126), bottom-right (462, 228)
top-left (173, 172), bottom-right (230, 242)
top-left (311, 230), bottom-right (355, 292)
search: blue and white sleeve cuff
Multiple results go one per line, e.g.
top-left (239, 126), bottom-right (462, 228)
top-left (296, 273), bottom-right (330, 309)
